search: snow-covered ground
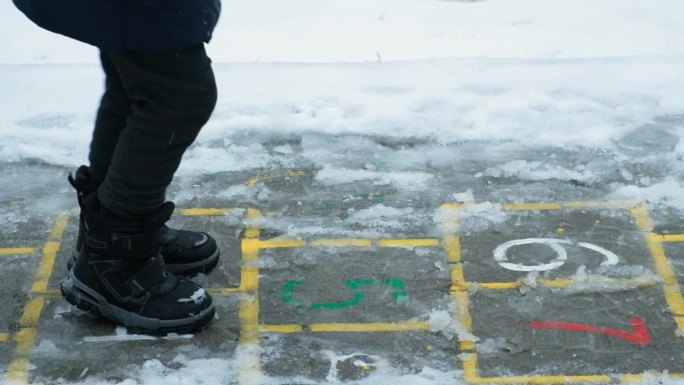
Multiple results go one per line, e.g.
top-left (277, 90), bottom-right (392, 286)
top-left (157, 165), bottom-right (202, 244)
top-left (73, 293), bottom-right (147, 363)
top-left (3, 0), bottom-right (684, 64)
top-left (2, 0), bottom-right (684, 384)
top-left (2, 0), bottom-right (684, 208)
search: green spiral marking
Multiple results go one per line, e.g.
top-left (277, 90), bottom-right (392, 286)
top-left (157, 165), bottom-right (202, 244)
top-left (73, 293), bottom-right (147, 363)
top-left (282, 277), bottom-right (408, 310)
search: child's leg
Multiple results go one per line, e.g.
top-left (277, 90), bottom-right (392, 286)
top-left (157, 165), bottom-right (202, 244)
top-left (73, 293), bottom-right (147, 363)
top-left (88, 51), bottom-right (132, 185)
top-left (69, 46), bottom-right (219, 277)
top-left (61, 45), bottom-right (219, 334)
top-left (97, 44), bottom-right (217, 217)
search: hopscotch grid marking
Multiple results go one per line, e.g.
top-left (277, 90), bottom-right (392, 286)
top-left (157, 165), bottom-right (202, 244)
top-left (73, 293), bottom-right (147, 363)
top-left (658, 234), bottom-right (684, 243)
top-left (261, 321), bottom-right (431, 334)
top-left (180, 208), bottom-right (238, 216)
top-left (257, 238), bottom-right (440, 249)
top-left (440, 200), bottom-right (684, 385)
top-left (470, 372), bottom-right (684, 385)
top-left (245, 170), bottom-right (310, 187)
top-left (631, 205), bottom-right (684, 335)
top-left (468, 277), bottom-right (660, 291)
top-left (4, 212), bottom-right (69, 385)
top-left (6, 203), bottom-right (684, 383)
top-left (237, 208), bottom-right (262, 385)
top-left (0, 247), bottom-right (37, 256)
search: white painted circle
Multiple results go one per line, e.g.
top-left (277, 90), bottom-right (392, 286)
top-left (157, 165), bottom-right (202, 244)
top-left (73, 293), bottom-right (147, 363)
top-left (493, 238), bottom-right (571, 272)
top-left (577, 242), bottom-right (619, 266)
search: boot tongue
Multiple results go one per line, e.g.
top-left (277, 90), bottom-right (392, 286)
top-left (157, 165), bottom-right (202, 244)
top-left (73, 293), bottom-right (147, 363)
top-left (82, 195), bottom-right (175, 263)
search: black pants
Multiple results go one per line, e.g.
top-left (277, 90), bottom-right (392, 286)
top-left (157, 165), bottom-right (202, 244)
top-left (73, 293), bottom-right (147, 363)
top-left (88, 45), bottom-right (217, 217)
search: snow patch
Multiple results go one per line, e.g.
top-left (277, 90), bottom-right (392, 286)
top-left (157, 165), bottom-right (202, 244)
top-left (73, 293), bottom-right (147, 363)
top-left (428, 310), bottom-right (479, 342)
top-left (315, 167), bottom-right (433, 191)
top-left (177, 288), bottom-right (207, 305)
top-left (83, 327), bottom-right (193, 343)
top-left (437, 200), bottom-right (508, 234)
top-left (33, 340), bottom-right (61, 356)
top-left (483, 160), bottom-right (596, 183)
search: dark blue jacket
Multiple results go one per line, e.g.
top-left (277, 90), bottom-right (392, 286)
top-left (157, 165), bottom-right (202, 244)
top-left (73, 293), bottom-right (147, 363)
top-left (13, 0), bottom-right (221, 52)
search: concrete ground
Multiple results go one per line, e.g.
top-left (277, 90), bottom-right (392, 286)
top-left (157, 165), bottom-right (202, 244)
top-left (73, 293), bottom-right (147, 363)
top-left (1, 129), bottom-right (684, 384)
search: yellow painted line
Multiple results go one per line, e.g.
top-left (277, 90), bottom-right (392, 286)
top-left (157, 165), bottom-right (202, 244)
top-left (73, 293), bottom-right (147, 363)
top-left (476, 281), bottom-right (522, 290)
top-left (452, 290), bottom-right (475, 352)
top-left (5, 328), bottom-right (38, 383)
top-left (0, 333), bottom-right (8, 342)
top-left (309, 239), bottom-right (373, 247)
top-left (181, 208), bottom-right (234, 216)
top-left (262, 322), bottom-right (431, 333)
top-left (5, 357), bottom-right (31, 384)
top-left (444, 236), bottom-right (461, 263)
top-left (0, 247), bottom-right (36, 256)
top-left (562, 200), bottom-right (638, 209)
top-left (474, 277), bottom-right (659, 291)
top-left (5, 213), bottom-right (69, 385)
top-left (246, 170), bottom-right (309, 186)
top-left (239, 265), bottom-right (260, 293)
top-left (376, 238), bottom-right (440, 247)
top-left (502, 202), bottom-right (562, 211)
top-left (440, 202), bottom-right (464, 210)
top-left (239, 290), bottom-right (260, 343)
top-left (450, 273), bottom-right (468, 292)
top-left (261, 324), bottom-right (304, 333)
top-left (445, 236), bottom-right (467, 291)
top-left (619, 374), bottom-right (646, 383)
top-left (238, 208), bottom-right (262, 385)
top-left (658, 234), bottom-right (684, 243)
top-left (630, 205), bottom-right (655, 232)
top-left (258, 239), bottom-right (306, 249)
top-left (31, 214), bottom-right (68, 293)
top-left (631, 206), bottom-right (684, 335)
top-left (474, 374), bottom-right (613, 384)
top-left (461, 353), bottom-right (480, 383)
top-left (256, 238), bottom-right (441, 249)
top-left (12, 328), bottom-right (37, 356)
top-left (647, 234), bottom-right (684, 325)
top-left (308, 321), bottom-right (430, 333)
top-left (443, 200), bottom-right (638, 213)
top-left (442, 234), bottom-right (477, 353)
top-left (47, 215), bottom-right (69, 241)
top-left (206, 287), bottom-right (242, 296)
top-left (19, 297), bottom-right (45, 326)
top-left (30, 242), bottom-right (61, 293)
top-left (540, 278), bottom-right (588, 288)
top-left (244, 208), bottom-right (261, 240)
top-left (30, 288), bottom-right (63, 298)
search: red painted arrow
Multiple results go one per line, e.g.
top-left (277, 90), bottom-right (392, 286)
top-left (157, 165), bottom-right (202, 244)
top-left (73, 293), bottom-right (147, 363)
top-left (529, 317), bottom-right (651, 345)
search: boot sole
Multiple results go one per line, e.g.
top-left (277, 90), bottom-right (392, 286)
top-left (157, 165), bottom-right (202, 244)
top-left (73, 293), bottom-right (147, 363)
top-left (60, 270), bottom-right (215, 335)
top-left (68, 248), bottom-right (221, 277)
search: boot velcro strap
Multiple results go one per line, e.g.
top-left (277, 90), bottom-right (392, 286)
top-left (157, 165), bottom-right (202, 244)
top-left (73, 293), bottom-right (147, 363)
top-left (123, 256), bottom-right (166, 297)
top-left (85, 230), bottom-right (161, 261)
top-left (110, 230), bottom-right (160, 258)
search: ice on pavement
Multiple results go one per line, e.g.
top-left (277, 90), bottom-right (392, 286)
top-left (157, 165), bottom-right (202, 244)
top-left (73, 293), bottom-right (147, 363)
top-left (5, 56), bottom-right (684, 211)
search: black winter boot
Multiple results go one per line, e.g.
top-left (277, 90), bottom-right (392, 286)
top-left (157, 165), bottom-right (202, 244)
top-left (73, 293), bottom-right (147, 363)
top-left (60, 194), bottom-right (215, 334)
top-left (68, 165), bottom-right (220, 275)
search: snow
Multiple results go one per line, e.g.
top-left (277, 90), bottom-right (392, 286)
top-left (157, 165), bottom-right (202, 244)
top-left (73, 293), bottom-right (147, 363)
top-left (3, 0), bottom-right (684, 383)
top-left (315, 167), bottom-right (433, 190)
top-left (82, 327), bottom-right (194, 343)
top-left (3, 0), bottom-right (684, 64)
top-left (428, 309), bottom-right (479, 342)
